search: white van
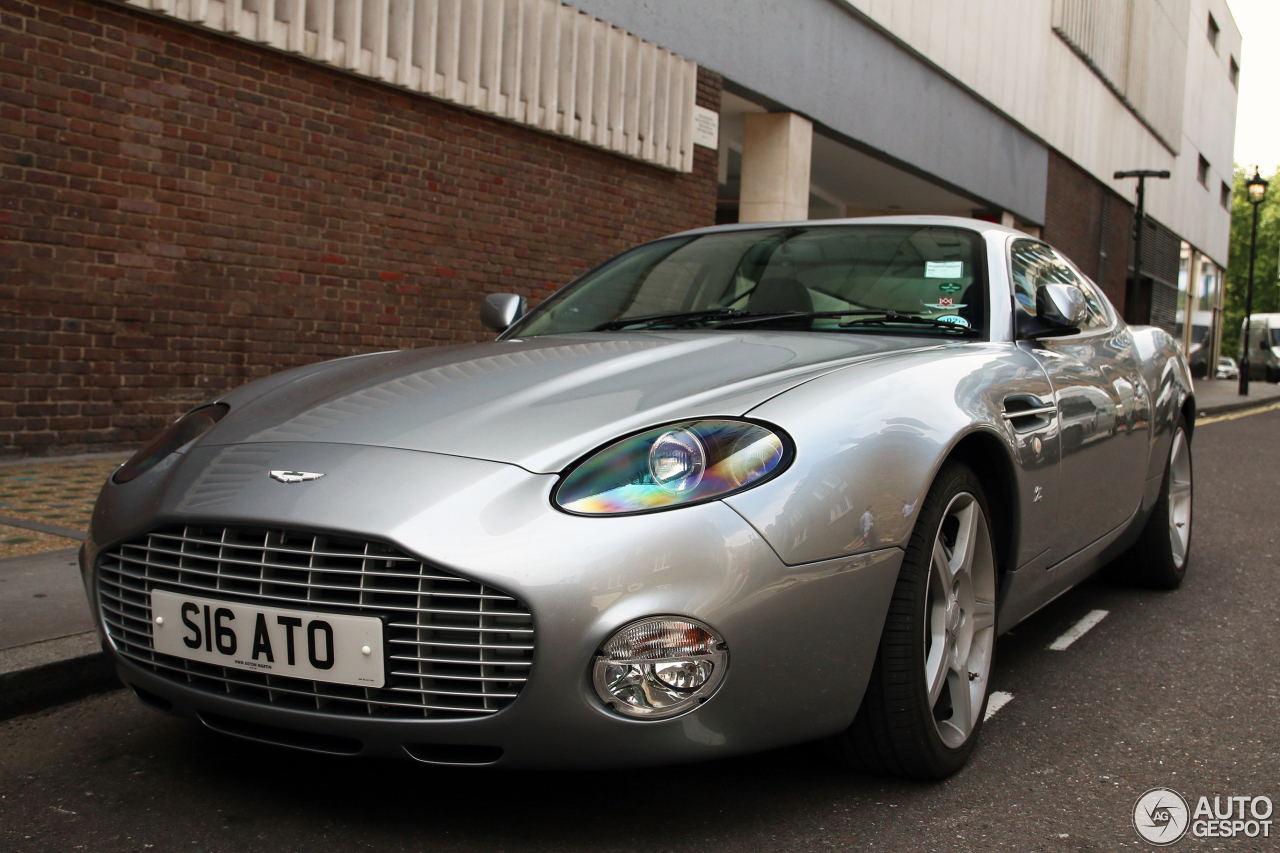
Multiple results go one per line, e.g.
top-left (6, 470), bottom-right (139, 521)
top-left (1239, 313), bottom-right (1280, 382)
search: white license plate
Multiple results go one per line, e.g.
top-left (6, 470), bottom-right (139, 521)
top-left (150, 590), bottom-right (385, 688)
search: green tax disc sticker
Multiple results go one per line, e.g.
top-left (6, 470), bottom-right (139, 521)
top-left (939, 282), bottom-right (963, 294)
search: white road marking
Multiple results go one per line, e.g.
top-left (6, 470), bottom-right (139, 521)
top-left (1048, 609), bottom-right (1110, 651)
top-left (984, 691), bottom-right (1014, 721)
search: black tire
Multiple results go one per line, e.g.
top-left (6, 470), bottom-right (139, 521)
top-left (1112, 418), bottom-right (1192, 590)
top-left (834, 461), bottom-right (997, 780)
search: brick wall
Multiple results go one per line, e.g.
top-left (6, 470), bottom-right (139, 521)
top-left (0, 0), bottom-right (721, 457)
top-left (1041, 149), bottom-right (1134, 313)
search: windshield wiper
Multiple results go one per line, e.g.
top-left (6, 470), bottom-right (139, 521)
top-left (592, 308), bottom-right (749, 331)
top-left (594, 308), bottom-right (976, 335)
top-left (839, 311), bottom-right (977, 334)
top-left (708, 309), bottom-right (888, 327)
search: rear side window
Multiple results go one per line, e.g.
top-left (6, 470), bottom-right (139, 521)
top-left (1009, 240), bottom-right (1110, 331)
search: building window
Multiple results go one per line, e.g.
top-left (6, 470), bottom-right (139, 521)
top-left (1197, 155), bottom-right (1210, 188)
top-left (1229, 57), bottom-right (1239, 88)
top-left (1207, 13), bottom-right (1219, 52)
top-left (1221, 181), bottom-right (1232, 209)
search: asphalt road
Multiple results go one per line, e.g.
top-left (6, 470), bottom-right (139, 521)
top-left (2, 408), bottom-right (1278, 852)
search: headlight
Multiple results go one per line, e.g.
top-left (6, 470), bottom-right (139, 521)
top-left (555, 419), bottom-right (790, 515)
top-left (592, 617), bottom-right (728, 719)
top-left (113, 404), bottom-right (229, 484)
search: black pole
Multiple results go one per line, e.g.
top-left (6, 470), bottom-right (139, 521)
top-left (1114, 170), bottom-right (1169, 323)
top-left (1130, 177), bottom-right (1146, 324)
top-left (1239, 200), bottom-right (1260, 396)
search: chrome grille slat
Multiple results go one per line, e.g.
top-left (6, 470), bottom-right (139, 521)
top-left (98, 524), bottom-right (535, 720)
top-left (140, 532), bottom-right (429, 565)
top-left (124, 542), bottom-right (508, 592)
top-left (390, 654), bottom-right (533, 666)
top-left (389, 637), bottom-right (536, 649)
top-left (386, 623), bottom-right (533, 635)
top-left (111, 644), bottom-right (501, 714)
top-left (109, 557), bottom-right (519, 605)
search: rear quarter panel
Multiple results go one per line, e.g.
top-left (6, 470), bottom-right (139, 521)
top-left (1130, 325), bottom-right (1194, 483)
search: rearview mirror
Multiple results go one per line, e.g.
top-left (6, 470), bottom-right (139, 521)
top-left (481, 293), bottom-right (527, 332)
top-left (1016, 284), bottom-right (1086, 339)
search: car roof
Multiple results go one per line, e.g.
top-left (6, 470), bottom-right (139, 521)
top-left (670, 214), bottom-right (1027, 240)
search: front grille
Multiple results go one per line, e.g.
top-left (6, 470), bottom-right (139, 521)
top-left (97, 525), bottom-right (534, 720)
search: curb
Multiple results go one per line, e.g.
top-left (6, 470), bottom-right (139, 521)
top-left (0, 632), bottom-right (120, 721)
top-left (1196, 396), bottom-right (1280, 419)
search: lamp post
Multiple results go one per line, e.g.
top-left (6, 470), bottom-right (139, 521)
top-left (1240, 168), bottom-right (1270, 395)
top-left (1114, 170), bottom-right (1171, 324)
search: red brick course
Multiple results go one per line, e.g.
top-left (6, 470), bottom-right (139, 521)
top-left (1041, 149), bottom-right (1134, 312)
top-left (0, 0), bottom-right (721, 456)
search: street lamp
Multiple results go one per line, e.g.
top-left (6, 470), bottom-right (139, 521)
top-left (1239, 168), bottom-right (1269, 395)
top-left (1114, 170), bottom-right (1171, 324)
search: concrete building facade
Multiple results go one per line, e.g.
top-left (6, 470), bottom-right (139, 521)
top-left (1, 0), bottom-right (1241, 455)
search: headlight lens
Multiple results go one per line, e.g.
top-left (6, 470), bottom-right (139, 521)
top-left (113, 404), bottom-right (229, 484)
top-left (592, 617), bottom-right (728, 719)
top-left (556, 419), bottom-right (789, 514)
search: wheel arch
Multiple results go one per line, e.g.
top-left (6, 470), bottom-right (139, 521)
top-left (1181, 393), bottom-right (1196, 441)
top-left (942, 430), bottom-right (1019, 586)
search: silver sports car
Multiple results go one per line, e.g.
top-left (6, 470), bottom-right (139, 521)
top-left (82, 216), bottom-right (1194, 778)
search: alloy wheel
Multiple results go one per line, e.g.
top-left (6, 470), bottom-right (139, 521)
top-left (924, 493), bottom-right (997, 749)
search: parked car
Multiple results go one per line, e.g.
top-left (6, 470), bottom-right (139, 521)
top-left (83, 217), bottom-right (1194, 779)
top-left (1239, 314), bottom-right (1280, 382)
top-left (1216, 356), bottom-right (1239, 380)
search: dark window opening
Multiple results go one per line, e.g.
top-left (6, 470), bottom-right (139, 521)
top-left (1229, 56), bottom-right (1239, 87)
top-left (1207, 13), bottom-right (1219, 51)
top-left (1197, 155), bottom-right (1210, 188)
top-left (1221, 181), bottom-right (1232, 210)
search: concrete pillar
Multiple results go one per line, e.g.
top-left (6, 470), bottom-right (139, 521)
top-left (1181, 249), bottom-right (1201, 357)
top-left (739, 113), bottom-right (812, 223)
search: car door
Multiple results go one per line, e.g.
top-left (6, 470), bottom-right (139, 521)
top-left (1009, 239), bottom-right (1150, 559)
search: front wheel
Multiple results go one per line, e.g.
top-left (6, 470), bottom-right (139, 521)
top-left (834, 462), bottom-right (998, 779)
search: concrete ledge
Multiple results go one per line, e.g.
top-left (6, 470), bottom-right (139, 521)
top-left (0, 632), bottom-right (121, 720)
top-left (1197, 396), bottom-right (1280, 418)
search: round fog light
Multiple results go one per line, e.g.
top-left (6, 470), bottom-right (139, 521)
top-left (592, 617), bottom-right (728, 719)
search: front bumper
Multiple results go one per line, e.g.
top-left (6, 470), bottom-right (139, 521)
top-left (84, 442), bottom-right (901, 768)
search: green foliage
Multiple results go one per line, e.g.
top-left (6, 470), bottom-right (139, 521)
top-left (1223, 165), bottom-right (1280, 357)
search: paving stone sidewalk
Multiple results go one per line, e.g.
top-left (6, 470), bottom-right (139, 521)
top-left (0, 454), bottom-right (128, 560)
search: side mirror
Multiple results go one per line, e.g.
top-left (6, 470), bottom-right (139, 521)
top-left (1016, 284), bottom-right (1085, 339)
top-left (1037, 284), bottom-right (1088, 329)
top-left (480, 293), bottom-right (527, 332)
top-left (1262, 339), bottom-right (1270, 351)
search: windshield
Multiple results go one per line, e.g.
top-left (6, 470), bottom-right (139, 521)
top-left (508, 226), bottom-right (988, 338)
top-left (1272, 329), bottom-right (1280, 347)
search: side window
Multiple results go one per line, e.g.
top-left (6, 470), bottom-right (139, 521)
top-left (1070, 275), bottom-right (1113, 329)
top-left (1009, 240), bottom-right (1109, 331)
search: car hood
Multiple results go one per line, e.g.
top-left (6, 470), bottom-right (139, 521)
top-left (208, 331), bottom-right (940, 473)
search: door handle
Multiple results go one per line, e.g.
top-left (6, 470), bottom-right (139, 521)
top-left (1002, 396), bottom-right (1056, 431)
top-left (1001, 405), bottom-right (1057, 420)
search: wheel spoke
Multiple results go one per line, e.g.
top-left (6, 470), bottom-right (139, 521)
top-left (926, 648), bottom-right (949, 705)
top-left (969, 599), bottom-right (996, 633)
top-left (949, 663), bottom-right (973, 732)
top-left (952, 502), bottom-right (980, 575)
top-left (932, 538), bottom-right (954, 599)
